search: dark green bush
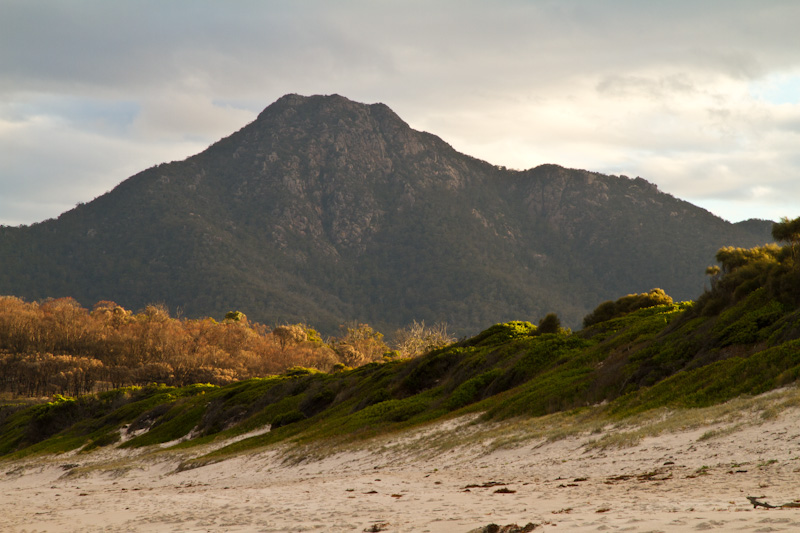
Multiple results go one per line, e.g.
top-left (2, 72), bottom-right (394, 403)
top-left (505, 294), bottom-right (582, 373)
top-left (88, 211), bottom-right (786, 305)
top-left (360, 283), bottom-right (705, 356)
top-left (284, 367), bottom-right (320, 377)
top-left (583, 289), bottom-right (673, 327)
top-left (354, 388), bottom-right (392, 411)
top-left (83, 430), bottom-right (121, 451)
top-left (447, 369), bottom-right (502, 410)
top-left (26, 395), bottom-right (83, 444)
top-left (299, 387), bottom-right (337, 417)
top-left (271, 410), bottom-right (307, 429)
top-left (461, 321), bottom-right (537, 347)
top-left (355, 397), bottom-right (430, 424)
top-left (398, 350), bottom-right (461, 395)
top-left (537, 313), bottom-right (562, 334)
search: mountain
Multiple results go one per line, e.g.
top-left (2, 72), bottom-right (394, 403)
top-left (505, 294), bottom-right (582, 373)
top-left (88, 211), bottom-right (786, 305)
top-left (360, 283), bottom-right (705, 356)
top-left (0, 94), bottom-right (773, 335)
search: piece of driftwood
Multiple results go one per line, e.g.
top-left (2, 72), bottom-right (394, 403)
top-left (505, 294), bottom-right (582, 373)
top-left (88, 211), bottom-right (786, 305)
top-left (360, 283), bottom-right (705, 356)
top-left (747, 496), bottom-right (777, 509)
top-left (466, 523), bottom-right (539, 533)
top-left (747, 496), bottom-right (800, 509)
top-left (463, 481), bottom-right (507, 489)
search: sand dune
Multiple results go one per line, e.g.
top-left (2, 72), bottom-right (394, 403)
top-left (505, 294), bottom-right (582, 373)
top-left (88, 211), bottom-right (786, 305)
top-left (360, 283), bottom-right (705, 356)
top-left (3, 393), bottom-right (800, 532)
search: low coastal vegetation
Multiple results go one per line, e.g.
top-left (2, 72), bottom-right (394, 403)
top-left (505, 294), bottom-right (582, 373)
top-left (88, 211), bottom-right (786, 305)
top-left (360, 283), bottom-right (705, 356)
top-left (0, 217), bottom-right (798, 463)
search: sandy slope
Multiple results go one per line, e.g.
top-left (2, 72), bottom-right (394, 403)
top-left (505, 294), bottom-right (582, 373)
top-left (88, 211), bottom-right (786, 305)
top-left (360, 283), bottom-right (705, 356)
top-left (3, 394), bottom-right (800, 533)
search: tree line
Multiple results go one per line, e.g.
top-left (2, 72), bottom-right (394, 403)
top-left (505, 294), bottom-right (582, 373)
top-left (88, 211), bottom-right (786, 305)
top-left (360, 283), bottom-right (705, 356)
top-left (0, 297), bottom-right (454, 397)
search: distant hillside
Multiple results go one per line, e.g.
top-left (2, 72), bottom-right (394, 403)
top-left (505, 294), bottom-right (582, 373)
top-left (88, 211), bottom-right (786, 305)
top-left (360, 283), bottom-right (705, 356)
top-left (0, 94), bottom-right (773, 335)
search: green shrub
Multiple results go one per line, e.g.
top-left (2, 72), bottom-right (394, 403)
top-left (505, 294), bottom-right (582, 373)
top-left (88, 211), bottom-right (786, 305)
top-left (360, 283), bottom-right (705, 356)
top-left (26, 395), bottom-right (83, 444)
top-left (299, 387), bottom-right (337, 417)
top-left (485, 335), bottom-right (591, 397)
top-left (83, 430), bottom-right (121, 451)
top-left (271, 410), bottom-right (307, 429)
top-left (583, 289), bottom-right (673, 327)
top-left (712, 290), bottom-right (785, 347)
top-left (355, 388), bottom-right (392, 411)
top-left (331, 362), bottom-right (352, 373)
top-left (462, 321), bottom-right (537, 347)
top-left (399, 350), bottom-right (461, 395)
top-left (537, 313), bottom-right (563, 335)
top-left (447, 369), bottom-right (502, 410)
top-left (284, 367), bottom-right (321, 377)
top-left (356, 397), bottom-right (429, 423)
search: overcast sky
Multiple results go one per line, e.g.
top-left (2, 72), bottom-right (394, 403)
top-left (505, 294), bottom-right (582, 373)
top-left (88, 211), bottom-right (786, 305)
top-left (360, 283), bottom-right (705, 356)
top-left (2, 0), bottom-right (799, 226)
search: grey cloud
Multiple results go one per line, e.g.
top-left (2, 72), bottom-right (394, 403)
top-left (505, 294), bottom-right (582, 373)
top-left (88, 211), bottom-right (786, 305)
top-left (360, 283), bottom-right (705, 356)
top-left (2, 0), bottom-right (800, 225)
top-left (2, 97), bottom-right (140, 137)
top-left (596, 74), bottom-right (698, 100)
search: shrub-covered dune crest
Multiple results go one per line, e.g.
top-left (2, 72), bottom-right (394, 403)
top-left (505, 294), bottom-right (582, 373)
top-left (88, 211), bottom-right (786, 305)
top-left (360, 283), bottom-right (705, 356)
top-left (1, 224), bottom-right (799, 465)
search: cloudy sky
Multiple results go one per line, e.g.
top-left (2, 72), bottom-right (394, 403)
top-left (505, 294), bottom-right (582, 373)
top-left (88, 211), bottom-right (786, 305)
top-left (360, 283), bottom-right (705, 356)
top-left (2, 0), bottom-right (799, 226)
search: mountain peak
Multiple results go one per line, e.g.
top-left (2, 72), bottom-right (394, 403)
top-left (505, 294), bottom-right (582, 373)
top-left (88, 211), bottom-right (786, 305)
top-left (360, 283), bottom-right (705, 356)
top-left (256, 93), bottom-right (395, 120)
top-left (259, 93), bottom-right (350, 114)
top-left (0, 94), bottom-right (774, 335)
top-left (253, 94), bottom-right (411, 136)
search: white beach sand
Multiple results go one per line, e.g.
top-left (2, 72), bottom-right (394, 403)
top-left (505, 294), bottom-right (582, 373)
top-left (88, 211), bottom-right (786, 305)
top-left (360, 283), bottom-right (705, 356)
top-left (3, 393), bottom-right (800, 533)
